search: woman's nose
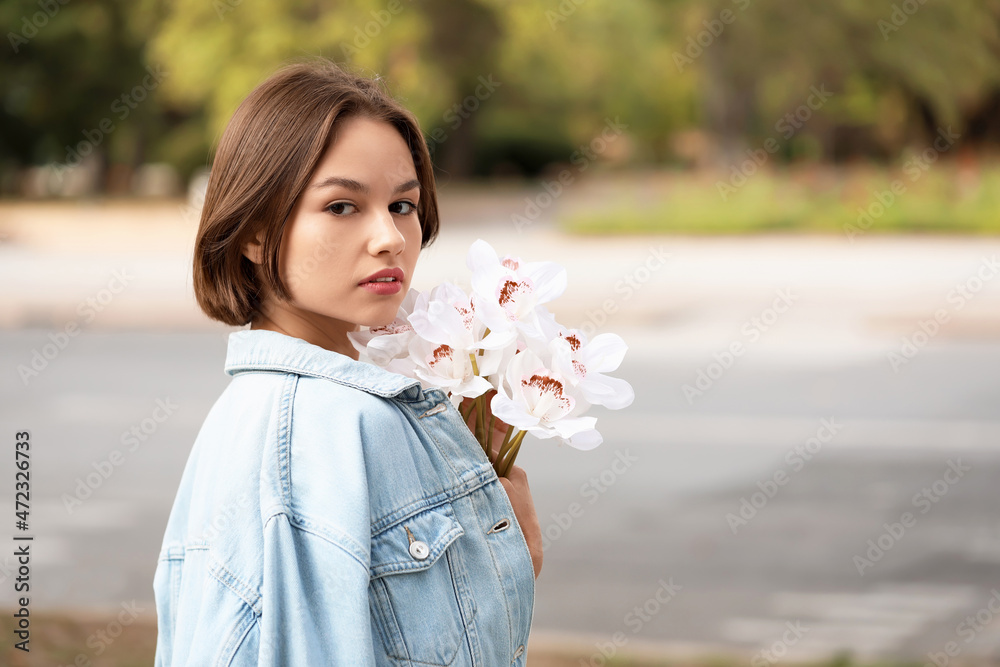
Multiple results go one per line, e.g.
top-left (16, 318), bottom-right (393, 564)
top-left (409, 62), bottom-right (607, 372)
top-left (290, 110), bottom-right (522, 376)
top-left (368, 208), bottom-right (406, 255)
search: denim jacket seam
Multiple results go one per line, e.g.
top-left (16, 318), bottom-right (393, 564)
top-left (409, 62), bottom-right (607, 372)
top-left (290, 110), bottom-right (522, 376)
top-left (369, 463), bottom-right (495, 535)
top-left (275, 373), bottom-right (297, 507)
top-left (214, 606), bottom-right (258, 667)
top-left (207, 554), bottom-right (263, 617)
top-left (264, 510), bottom-right (371, 573)
top-left (401, 393), bottom-right (496, 481)
top-left (397, 400), bottom-right (464, 480)
top-left (157, 542), bottom-right (186, 561)
top-left (228, 363), bottom-right (418, 398)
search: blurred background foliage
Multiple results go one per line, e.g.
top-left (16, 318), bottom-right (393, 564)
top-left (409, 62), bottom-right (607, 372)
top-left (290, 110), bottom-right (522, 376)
top-left (2, 0), bottom-right (1000, 194)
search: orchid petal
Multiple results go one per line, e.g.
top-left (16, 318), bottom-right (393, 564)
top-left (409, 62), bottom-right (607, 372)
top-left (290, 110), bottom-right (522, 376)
top-left (522, 260), bottom-right (568, 304)
top-left (563, 428), bottom-right (603, 451)
top-left (584, 333), bottom-right (629, 373)
top-left (580, 374), bottom-right (635, 410)
top-left (491, 392), bottom-right (541, 430)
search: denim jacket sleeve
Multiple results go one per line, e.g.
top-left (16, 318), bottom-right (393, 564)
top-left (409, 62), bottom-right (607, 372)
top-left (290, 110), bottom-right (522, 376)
top-left (254, 373), bottom-right (378, 664)
top-left (258, 513), bottom-right (375, 664)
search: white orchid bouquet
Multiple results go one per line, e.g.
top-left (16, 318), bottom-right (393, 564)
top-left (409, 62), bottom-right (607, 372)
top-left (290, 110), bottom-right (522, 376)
top-left (349, 240), bottom-right (633, 478)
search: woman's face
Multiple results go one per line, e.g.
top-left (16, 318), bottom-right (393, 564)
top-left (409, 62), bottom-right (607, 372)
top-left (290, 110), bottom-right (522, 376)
top-left (246, 115), bottom-right (423, 356)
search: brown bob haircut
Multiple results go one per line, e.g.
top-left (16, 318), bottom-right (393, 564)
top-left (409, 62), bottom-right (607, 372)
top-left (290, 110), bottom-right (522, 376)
top-left (192, 59), bottom-right (440, 327)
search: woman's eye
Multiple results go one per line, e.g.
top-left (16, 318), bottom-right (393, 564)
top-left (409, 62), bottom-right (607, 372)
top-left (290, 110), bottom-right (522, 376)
top-left (326, 202), bottom-right (357, 216)
top-left (391, 201), bottom-right (417, 215)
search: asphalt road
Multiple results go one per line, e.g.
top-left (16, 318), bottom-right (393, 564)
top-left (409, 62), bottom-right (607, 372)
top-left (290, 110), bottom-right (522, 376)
top-left (1, 328), bottom-right (998, 662)
top-left (1, 194), bottom-right (999, 660)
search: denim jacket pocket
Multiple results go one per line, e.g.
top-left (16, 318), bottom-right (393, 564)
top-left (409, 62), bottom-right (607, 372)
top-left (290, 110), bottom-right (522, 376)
top-left (368, 501), bottom-right (477, 666)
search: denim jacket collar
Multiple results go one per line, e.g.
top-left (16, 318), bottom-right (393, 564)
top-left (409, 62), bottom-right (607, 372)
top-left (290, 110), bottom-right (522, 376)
top-left (224, 329), bottom-right (422, 398)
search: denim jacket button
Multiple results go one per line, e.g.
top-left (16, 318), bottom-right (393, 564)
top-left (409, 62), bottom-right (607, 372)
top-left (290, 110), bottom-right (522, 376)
top-left (408, 540), bottom-right (430, 560)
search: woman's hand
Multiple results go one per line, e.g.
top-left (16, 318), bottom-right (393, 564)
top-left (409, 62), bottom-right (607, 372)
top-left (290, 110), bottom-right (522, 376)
top-left (498, 465), bottom-right (543, 579)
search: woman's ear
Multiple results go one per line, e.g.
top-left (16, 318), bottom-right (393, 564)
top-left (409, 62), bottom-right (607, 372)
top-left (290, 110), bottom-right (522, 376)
top-left (242, 230), bottom-right (265, 265)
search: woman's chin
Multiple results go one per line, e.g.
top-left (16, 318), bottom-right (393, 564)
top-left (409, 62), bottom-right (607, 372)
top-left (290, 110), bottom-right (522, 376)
top-left (359, 305), bottom-right (403, 329)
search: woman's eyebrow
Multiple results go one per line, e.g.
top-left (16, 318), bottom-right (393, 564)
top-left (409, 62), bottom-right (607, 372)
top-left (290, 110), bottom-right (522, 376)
top-left (311, 176), bottom-right (421, 195)
top-left (393, 179), bottom-right (421, 194)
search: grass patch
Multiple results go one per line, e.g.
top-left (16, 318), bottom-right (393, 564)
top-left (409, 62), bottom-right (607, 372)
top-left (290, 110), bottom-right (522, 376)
top-left (560, 163), bottom-right (1000, 235)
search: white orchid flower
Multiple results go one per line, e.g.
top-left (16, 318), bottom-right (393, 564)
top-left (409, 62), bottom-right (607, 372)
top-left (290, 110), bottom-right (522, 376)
top-left (408, 336), bottom-right (495, 407)
top-left (536, 309), bottom-right (635, 410)
top-left (404, 282), bottom-right (515, 404)
top-left (348, 288), bottom-right (419, 377)
top-left (490, 349), bottom-right (603, 450)
top-left (551, 332), bottom-right (634, 410)
top-left (407, 282), bottom-right (515, 355)
top-left (467, 239), bottom-right (567, 341)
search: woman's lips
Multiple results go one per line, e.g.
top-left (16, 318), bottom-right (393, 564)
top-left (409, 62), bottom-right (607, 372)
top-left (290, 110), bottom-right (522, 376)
top-left (359, 267), bottom-right (405, 284)
top-left (360, 280), bottom-right (402, 295)
top-left (358, 267), bottom-right (404, 295)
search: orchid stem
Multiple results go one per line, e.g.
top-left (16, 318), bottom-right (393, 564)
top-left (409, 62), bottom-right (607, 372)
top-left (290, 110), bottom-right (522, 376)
top-left (487, 413), bottom-right (497, 460)
top-left (493, 425), bottom-right (516, 477)
top-left (499, 431), bottom-right (527, 478)
top-left (495, 424), bottom-right (514, 462)
top-left (474, 395), bottom-right (486, 451)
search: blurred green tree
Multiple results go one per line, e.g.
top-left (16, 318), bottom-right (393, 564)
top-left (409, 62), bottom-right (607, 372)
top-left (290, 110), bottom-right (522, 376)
top-left (0, 0), bottom-right (170, 191)
top-left (677, 0), bottom-right (1000, 161)
top-left (4, 0), bottom-right (1000, 190)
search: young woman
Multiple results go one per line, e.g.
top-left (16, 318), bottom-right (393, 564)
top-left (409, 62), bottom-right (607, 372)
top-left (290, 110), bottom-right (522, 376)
top-left (153, 59), bottom-right (542, 666)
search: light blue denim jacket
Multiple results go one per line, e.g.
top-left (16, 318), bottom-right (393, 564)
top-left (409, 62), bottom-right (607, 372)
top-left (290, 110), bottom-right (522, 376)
top-left (153, 329), bottom-right (535, 666)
